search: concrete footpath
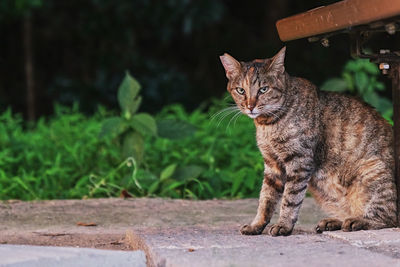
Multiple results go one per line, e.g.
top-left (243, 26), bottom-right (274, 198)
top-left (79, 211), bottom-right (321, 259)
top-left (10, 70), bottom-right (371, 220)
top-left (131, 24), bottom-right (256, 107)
top-left (0, 245), bottom-right (146, 267)
top-left (1, 198), bottom-right (400, 267)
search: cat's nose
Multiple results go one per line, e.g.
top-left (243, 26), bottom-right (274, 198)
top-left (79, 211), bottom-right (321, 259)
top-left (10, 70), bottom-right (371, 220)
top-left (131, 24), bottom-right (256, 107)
top-left (247, 104), bottom-right (255, 111)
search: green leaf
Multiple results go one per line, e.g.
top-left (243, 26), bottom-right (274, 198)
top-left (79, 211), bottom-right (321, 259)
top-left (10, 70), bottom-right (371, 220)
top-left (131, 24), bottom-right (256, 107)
top-left (342, 72), bottom-right (354, 92)
top-left (362, 92), bottom-right (393, 116)
top-left (375, 98), bottom-right (393, 116)
top-left (344, 60), bottom-right (359, 72)
top-left (363, 61), bottom-right (379, 75)
top-left (320, 78), bottom-right (348, 92)
top-left (160, 164), bottom-right (177, 181)
top-left (231, 173), bottom-right (244, 197)
top-left (174, 165), bottom-right (205, 181)
top-left (375, 81), bottom-right (385, 91)
top-left (160, 180), bottom-right (185, 195)
top-left (184, 188), bottom-right (198, 199)
top-left (354, 71), bottom-right (368, 92)
top-left (118, 72), bottom-right (141, 118)
top-left (130, 96), bottom-right (142, 117)
top-left (383, 110), bottom-right (393, 125)
top-left (147, 181), bottom-right (160, 195)
top-left (122, 132), bottom-right (144, 165)
top-left (129, 113), bottom-right (157, 136)
top-left (157, 119), bottom-right (197, 140)
top-left (99, 117), bottom-right (127, 138)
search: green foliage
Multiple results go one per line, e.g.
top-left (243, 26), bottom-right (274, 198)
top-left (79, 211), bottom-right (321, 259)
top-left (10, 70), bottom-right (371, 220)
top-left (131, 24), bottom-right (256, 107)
top-left (0, 96), bottom-right (262, 200)
top-left (321, 59), bottom-right (393, 123)
top-left (92, 95), bottom-right (260, 200)
top-left (99, 72), bottom-right (195, 168)
top-left (156, 119), bottom-right (198, 140)
top-left (0, 73), bottom-right (206, 200)
top-left (0, 105), bottom-right (118, 200)
top-left (142, 102), bottom-right (262, 199)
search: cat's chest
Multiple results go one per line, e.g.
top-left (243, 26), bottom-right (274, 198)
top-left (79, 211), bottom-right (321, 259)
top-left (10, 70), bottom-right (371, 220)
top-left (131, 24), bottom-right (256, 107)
top-left (256, 124), bottom-right (278, 154)
top-left (255, 123), bottom-right (300, 158)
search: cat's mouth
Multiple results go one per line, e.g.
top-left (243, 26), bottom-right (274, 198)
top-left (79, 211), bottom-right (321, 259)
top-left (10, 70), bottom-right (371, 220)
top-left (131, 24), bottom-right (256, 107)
top-left (247, 112), bottom-right (260, 119)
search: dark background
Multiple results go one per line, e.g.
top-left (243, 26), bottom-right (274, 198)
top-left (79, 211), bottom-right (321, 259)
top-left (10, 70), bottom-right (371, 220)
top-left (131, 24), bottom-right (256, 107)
top-left (0, 0), bottom-right (397, 119)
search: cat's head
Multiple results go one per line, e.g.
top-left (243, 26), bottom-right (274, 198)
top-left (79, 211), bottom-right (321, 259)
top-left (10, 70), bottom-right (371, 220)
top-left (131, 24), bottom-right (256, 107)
top-left (220, 47), bottom-right (287, 120)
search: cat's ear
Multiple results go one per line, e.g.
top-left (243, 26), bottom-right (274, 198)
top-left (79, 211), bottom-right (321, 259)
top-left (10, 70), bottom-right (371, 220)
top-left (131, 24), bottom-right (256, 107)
top-left (268, 46), bottom-right (286, 74)
top-left (220, 53), bottom-right (241, 79)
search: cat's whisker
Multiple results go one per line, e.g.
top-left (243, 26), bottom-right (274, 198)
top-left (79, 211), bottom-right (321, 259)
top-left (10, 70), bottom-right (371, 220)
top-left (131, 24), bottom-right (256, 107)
top-left (230, 110), bottom-right (243, 129)
top-left (216, 110), bottom-right (237, 127)
top-left (224, 95), bottom-right (233, 101)
top-left (233, 111), bottom-right (243, 127)
top-left (265, 110), bottom-right (281, 120)
top-left (261, 106), bottom-right (287, 120)
top-left (210, 107), bottom-right (238, 122)
top-left (216, 109), bottom-right (239, 128)
top-left (226, 110), bottom-right (242, 132)
top-left (210, 106), bottom-right (237, 118)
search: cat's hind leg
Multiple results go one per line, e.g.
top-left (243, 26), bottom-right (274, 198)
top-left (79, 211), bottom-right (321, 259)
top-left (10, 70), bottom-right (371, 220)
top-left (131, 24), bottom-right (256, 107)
top-left (315, 218), bottom-right (342, 233)
top-left (350, 162), bottom-right (397, 231)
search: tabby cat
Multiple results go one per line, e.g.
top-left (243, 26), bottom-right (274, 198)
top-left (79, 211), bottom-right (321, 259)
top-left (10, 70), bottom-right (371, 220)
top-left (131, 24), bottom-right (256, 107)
top-left (220, 47), bottom-right (397, 236)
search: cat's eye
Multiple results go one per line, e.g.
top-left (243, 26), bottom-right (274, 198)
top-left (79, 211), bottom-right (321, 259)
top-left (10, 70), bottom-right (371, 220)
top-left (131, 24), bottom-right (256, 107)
top-left (259, 87), bottom-right (269, 94)
top-left (236, 87), bottom-right (245, 95)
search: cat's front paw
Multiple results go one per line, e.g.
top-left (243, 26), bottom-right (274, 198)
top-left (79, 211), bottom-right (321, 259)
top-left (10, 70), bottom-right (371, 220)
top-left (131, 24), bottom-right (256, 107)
top-left (268, 223), bottom-right (293, 236)
top-left (240, 224), bottom-right (265, 235)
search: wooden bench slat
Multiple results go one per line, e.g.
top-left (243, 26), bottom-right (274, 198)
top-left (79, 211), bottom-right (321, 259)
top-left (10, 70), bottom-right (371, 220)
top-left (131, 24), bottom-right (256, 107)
top-left (276, 0), bottom-right (400, 42)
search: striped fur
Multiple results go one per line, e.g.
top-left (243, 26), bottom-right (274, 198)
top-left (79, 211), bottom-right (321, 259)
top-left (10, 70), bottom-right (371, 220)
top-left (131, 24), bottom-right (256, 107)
top-left (220, 47), bottom-right (397, 236)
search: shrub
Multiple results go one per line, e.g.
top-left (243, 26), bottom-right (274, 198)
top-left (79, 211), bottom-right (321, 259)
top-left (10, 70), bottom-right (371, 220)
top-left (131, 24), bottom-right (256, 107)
top-left (321, 59), bottom-right (392, 123)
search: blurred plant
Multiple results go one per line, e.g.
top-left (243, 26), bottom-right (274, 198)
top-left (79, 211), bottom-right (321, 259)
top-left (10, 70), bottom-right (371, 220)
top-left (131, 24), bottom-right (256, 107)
top-left (143, 102), bottom-right (262, 199)
top-left (99, 72), bottom-right (198, 163)
top-left (99, 72), bottom-right (157, 165)
top-left (0, 99), bottom-right (261, 200)
top-left (321, 59), bottom-right (393, 123)
top-left (95, 73), bottom-right (201, 198)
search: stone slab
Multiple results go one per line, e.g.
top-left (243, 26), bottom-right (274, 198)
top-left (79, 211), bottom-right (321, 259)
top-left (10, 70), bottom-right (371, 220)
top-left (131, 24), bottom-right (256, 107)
top-left (0, 198), bottom-right (324, 231)
top-left (325, 228), bottom-right (400, 258)
top-left (127, 227), bottom-right (400, 267)
top-left (0, 244), bottom-right (146, 267)
top-left (0, 197), bottom-right (325, 250)
top-left (1, 197), bottom-right (400, 267)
